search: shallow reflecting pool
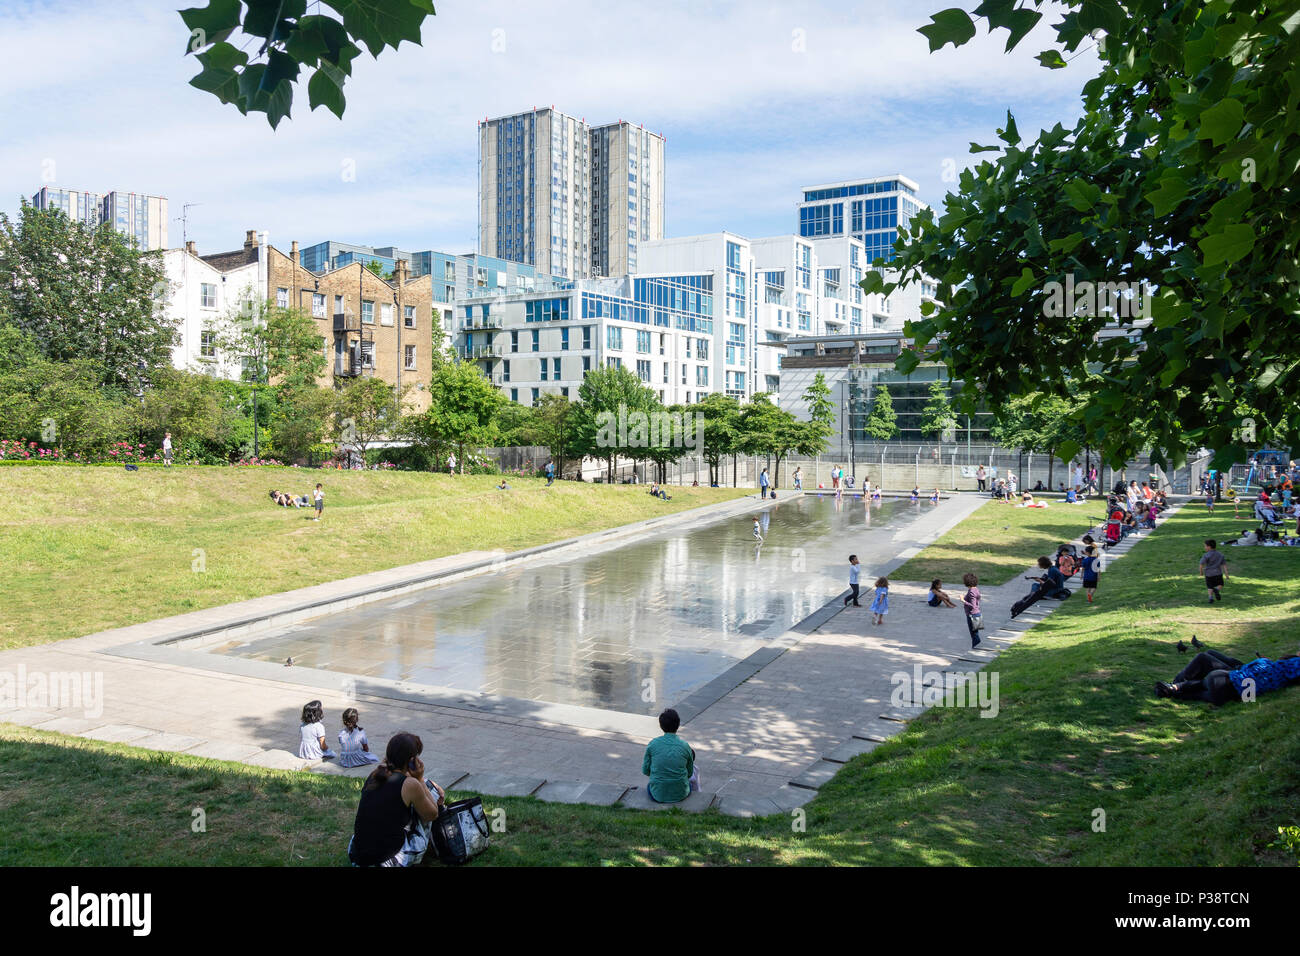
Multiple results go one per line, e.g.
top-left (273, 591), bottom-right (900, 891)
top-left (214, 495), bottom-right (939, 714)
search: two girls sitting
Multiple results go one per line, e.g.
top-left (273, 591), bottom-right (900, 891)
top-left (298, 701), bottom-right (381, 767)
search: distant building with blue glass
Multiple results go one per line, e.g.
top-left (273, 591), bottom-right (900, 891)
top-left (796, 176), bottom-right (927, 266)
top-left (298, 240), bottom-right (553, 305)
top-left (30, 186), bottom-right (168, 250)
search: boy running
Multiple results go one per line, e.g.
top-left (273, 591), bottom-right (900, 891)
top-left (844, 554), bottom-right (862, 607)
top-left (1198, 539), bottom-right (1227, 602)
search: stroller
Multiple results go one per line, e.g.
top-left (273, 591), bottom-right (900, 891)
top-left (1254, 499), bottom-right (1286, 542)
top-left (1104, 510), bottom-right (1123, 548)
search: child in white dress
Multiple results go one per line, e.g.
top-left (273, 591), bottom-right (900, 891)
top-left (337, 707), bottom-right (379, 767)
top-left (298, 700), bottom-right (336, 760)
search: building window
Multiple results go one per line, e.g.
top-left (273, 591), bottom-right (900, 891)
top-left (361, 300), bottom-right (374, 324)
top-left (697, 365), bottom-right (709, 386)
top-left (582, 356), bottom-right (591, 372)
top-left (334, 294), bottom-right (344, 315)
top-left (540, 359), bottom-right (548, 381)
top-left (200, 283), bottom-right (217, 309)
top-left (511, 330), bottom-right (519, 353)
top-left (312, 293), bottom-right (326, 318)
top-left (531, 329), bottom-right (539, 352)
top-left (381, 303), bottom-right (394, 326)
top-left (531, 387), bottom-right (540, 404)
top-left (607, 326), bottom-right (622, 350)
top-left (510, 388), bottom-right (518, 402)
top-left (503, 359), bottom-right (511, 382)
top-left (582, 326), bottom-right (592, 349)
top-left (636, 330), bottom-right (651, 354)
top-left (697, 338), bottom-right (709, 360)
top-left (553, 357), bottom-right (561, 380)
top-left (561, 327), bottom-right (570, 350)
top-left (404, 305), bottom-right (415, 328)
top-left (404, 345), bottom-right (416, 370)
top-left (607, 357), bottom-right (622, 369)
top-left (636, 359), bottom-right (651, 382)
top-left (200, 330), bottom-right (217, 359)
top-left (276, 287), bottom-right (288, 308)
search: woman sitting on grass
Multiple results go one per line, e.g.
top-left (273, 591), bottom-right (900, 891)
top-left (348, 732), bottom-right (446, 867)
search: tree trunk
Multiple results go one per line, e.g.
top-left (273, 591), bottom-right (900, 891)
top-left (1047, 451), bottom-right (1055, 491)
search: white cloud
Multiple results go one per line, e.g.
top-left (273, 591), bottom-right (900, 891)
top-left (0, 0), bottom-right (1098, 254)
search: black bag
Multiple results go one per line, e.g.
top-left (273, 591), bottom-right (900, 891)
top-left (430, 797), bottom-right (490, 865)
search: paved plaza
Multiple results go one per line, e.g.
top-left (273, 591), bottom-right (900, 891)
top-left (0, 492), bottom-right (1169, 815)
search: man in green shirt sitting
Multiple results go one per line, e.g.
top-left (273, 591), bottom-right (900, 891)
top-left (641, 708), bottom-right (698, 803)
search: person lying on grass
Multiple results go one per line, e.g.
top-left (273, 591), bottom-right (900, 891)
top-left (1154, 649), bottom-right (1300, 704)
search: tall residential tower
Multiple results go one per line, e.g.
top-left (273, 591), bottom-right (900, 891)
top-left (478, 108), bottom-right (664, 280)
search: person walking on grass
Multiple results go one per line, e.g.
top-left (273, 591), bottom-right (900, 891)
top-left (961, 573), bottom-right (982, 648)
top-left (869, 576), bottom-right (890, 626)
top-left (1199, 539), bottom-right (1228, 603)
top-left (163, 431), bottom-right (174, 466)
top-left (447, 453), bottom-right (457, 475)
top-left (1205, 483), bottom-right (1215, 513)
top-left (844, 554), bottom-right (862, 607)
top-left (545, 459), bottom-right (555, 486)
top-left (312, 482), bottom-right (324, 521)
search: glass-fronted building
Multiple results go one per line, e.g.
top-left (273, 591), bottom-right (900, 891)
top-left (30, 187), bottom-right (168, 250)
top-left (796, 176), bottom-right (927, 266)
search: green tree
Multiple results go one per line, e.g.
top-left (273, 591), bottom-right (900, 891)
top-left (919, 379), bottom-right (958, 441)
top-left (0, 205), bottom-right (174, 390)
top-left (861, 384), bottom-right (899, 441)
top-left (738, 393), bottom-right (804, 487)
top-left (334, 376), bottom-right (409, 460)
top-left (532, 393), bottom-right (579, 476)
top-left (988, 392), bottom-right (1080, 489)
top-left (181, 0), bottom-right (437, 128)
top-left (408, 360), bottom-right (504, 473)
top-left (696, 392), bottom-right (741, 487)
top-left (876, 0), bottom-right (1300, 468)
top-left (572, 364), bottom-right (660, 482)
top-left (0, 355), bottom-right (130, 457)
top-left (800, 372), bottom-right (836, 459)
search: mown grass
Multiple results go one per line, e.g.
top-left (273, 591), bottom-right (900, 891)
top-left (892, 495), bottom-right (1111, 585)
top-left (0, 466), bottom-right (744, 649)
top-left (2, 504), bottom-right (1296, 866)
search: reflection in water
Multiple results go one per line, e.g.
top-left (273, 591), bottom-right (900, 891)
top-left (215, 496), bottom-right (929, 714)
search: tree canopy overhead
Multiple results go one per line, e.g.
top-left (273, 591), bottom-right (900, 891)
top-left (181, 0), bottom-right (437, 128)
top-left (870, 0), bottom-right (1300, 468)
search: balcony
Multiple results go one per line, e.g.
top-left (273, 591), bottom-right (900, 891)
top-left (460, 317), bottom-right (503, 331)
top-left (334, 312), bottom-right (360, 333)
top-left (457, 343), bottom-right (503, 361)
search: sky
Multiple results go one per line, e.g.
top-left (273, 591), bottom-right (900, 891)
top-left (0, 0), bottom-right (1100, 258)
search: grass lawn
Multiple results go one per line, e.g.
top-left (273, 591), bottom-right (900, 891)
top-left (893, 494), bottom-right (1113, 585)
top-left (2, 502), bottom-right (1296, 866)
top-left (0, 466), bottom-right (744, 649)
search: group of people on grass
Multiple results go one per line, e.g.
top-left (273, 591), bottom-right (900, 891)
top-left (267, 483), bottom-right (325, 519)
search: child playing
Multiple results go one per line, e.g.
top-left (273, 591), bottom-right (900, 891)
top-left (910, 486), bottom-right (920, 502)
top-left (930, 488), bottom-right (941, 503)
top-left (1198, 539), bottom-right (1228, 603)
top-left (927, 579), bottom-right (957, 608)
top-left (961, 573), bottom-right (982, 648)
top-left (752, 516), bottom-right (763, 543)
top-left (298, 700), bottom-right (336, 760)
top-left (1080, 545), bottom-right (1101, 603)
top-left (312, 482), bottom-right (324, 521)
top-left (844, 554), bottom-right (862, 607)
top-left (1205, 485), bottom-right (1215, 513)
top-left (337, 707), bottom-right (379, 767)
top-left (869, 577), bottom-right (890, 625)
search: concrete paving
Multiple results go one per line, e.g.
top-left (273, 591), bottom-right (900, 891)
top-left (0, 493), bottom-right (1182, 818)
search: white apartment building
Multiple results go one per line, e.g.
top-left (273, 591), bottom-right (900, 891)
top-left (478, 108), bottom-right (666, 280)
top-left (161, 232), bottom-right (268, 378)
top-left (454, 229), bottom-right (931, 408)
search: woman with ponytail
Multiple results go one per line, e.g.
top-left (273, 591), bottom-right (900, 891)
top-left (348, 732), bottom-right (446, 867)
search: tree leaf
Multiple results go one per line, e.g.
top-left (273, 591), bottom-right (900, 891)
top-left (917, 8), bottom-right (977, 52)
top-left (1197, 98), bottom-right (1245, 147)
top-left (1198, 223), bottom-right (1256, 267)
top-left (308, 68), bottom-right (347, 119)
top-left (1036, 49), bottom-right (1068, 69)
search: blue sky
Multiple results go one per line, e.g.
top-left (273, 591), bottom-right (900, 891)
top-left (0, 0), bottom-right (1098, 257)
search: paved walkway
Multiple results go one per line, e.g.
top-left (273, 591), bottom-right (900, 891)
top-left (0, 493), bottom-right (1179, 816)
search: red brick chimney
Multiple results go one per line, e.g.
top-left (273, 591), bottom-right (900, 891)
top-left (243, 229), bottom-right (259, 251)
top-left (290, 240), bottom-right (299, 265)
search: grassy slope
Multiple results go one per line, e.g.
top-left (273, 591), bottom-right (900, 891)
top-left (1, 503), bottom-right (1296, 866)
top-left (892, 496), bottom-right (1109, 585)
top-left (0, 466), bottom-right (743, 649)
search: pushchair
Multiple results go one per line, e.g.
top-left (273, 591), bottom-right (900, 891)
top-left (1254, 500), bottom-right (1286, 541)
